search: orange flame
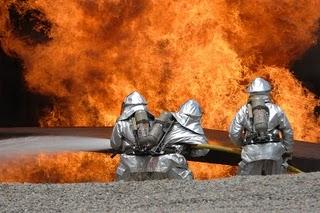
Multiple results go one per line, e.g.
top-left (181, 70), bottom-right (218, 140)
top-left (0, 0), bottom-right (319, 182)
top-left (0, 152), bottom-right (236, 183)
top-left (0, 153), bottom-right (119, 183)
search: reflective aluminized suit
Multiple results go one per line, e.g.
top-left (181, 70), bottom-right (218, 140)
top-left (229, 78), bottom-right (293, 175)
top-left (111, 91), bottom-right (156, 181)
top-left (111, 91), bottom-right (151, 151)
top-left (165, 99), bottom-right (209, 157)
top-left (111, 92), bottom-right (197, 181)
top-left (158, 100), bottom-right (209, 179)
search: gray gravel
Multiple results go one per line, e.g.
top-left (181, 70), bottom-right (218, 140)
top-left (1, 172), bottom-right (320, 212)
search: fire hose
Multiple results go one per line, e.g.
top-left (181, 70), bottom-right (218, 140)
top-left (192, 143), bottom-right (303, 173)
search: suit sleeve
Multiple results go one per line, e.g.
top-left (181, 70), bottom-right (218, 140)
top-left (278, 109), bottom-right (294, 153)
top-left (228, 105), bottom-right (246, 147)
top-left (110, 121), bottom-right (123, 151)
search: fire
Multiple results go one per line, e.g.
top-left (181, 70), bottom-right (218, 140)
top-left (0, 152), bottom-right (236, 183)
top-left (189, 162), bottom-right (236, 180)
top-left (0, 153), bottom-right (119, 183)
top-left (0, 0), bottom-right (319, 182)
top-left (0, 152), bottom-right (235, 183)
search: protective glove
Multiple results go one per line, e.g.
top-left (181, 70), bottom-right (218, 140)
top-left (281, 152), bottom-right (293, 170)
top-left (282, 152), bottom-right (293, 161)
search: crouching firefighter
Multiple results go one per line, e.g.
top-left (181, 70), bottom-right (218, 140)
top-left (140, 99), bottom-right (209, 180)
top-left (110, 91), bottom-right (155, 181)
top-left (228, 77), bottom-right (293, 175)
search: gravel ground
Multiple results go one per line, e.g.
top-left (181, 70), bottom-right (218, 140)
top-left (1, 172), bottom-right (319, 212)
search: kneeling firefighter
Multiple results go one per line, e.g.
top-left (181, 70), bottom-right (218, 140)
top-left (111, 94), bottom-right (209, 181)
top-left (228, 77), bottom-right (293, 175)
top-left (139, 99), bottom-right (209, 180)
top-left (110, 91), bottom-right (156, 181)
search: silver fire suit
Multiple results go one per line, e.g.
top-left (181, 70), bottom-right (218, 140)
top-left (111, 92), bottom-right (199, 181)
top-left (229, 78), bottom-right (293, 175)
top-left (158, 100), bottom-right (209, 179)
top-left (165, 99), bottom-right (209, 157)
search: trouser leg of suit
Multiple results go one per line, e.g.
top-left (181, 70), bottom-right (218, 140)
top-left (159, 154), bottom-right (193, 180)
top-left (116, 153), bottom-right (193, 181)
top-left (238, 160), bottom-right (262, 175)
top-left (168, 167), bottom-right (193, 180)
top-left (261, 160), bottom-right (283, 175)
top-left (116, 154), bottom-right (149, 181)
top-left (238, 159), bottom-right (283, 175)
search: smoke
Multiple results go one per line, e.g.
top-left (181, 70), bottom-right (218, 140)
top-left (7, 2), bottom-right (52, 44)
top-left (0, 43), bottom-right (52, 126)
top-left (292, 35), bottom-right (320, 97)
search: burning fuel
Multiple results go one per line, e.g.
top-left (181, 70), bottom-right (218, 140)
top-left (0, 152), bottom-right (236, 183)
top-left (0, 152), bottom-right (119, 183)
top-left (0, 0), bottom-right (319, 182)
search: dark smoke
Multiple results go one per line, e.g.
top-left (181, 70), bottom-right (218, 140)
top-left (8, 3), bottom-right (52, 44)
top-left (0, 44), bottom-right (52, 126)
top-left (291, 33), bottom-right (320, 97)
top-left (0, 3), bottom-right (53, 126)
top-left (291, 29), bottom-right (320, 118)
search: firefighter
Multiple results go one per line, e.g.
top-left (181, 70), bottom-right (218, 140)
top-left (110, 91), bottom-right (155, 181)
top-left (111, 94), bottom-right (208, 181)
top-left (110, 92), bottom-right (198, 181)
top-left (159, 99), bottom-right (209, 158)
top-left (145, 99), bottom-right (209, 179)
top-left (228, 77), bottom-right (293, 175)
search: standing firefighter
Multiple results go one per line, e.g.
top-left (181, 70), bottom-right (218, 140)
top-left (228, 77), bottom-right (293, 175)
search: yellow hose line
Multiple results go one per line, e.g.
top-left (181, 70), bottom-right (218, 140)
top-left (287, 165), bottom-right (303, 173)
top-left (193, 143), bottom-right (241, 154)
top-left (193, 144), bottom-right (303, 173)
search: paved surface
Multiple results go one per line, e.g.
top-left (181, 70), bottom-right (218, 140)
top-left (1, 172), bottom-right (319, 212)
top-left (0, 135), bottom-right (110, 158)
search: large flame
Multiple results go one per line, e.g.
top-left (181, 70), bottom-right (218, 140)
top-left (0, 153), bottom-right (119, 183)
top-left (0, 153), bottom-right (235, 183)
top-left (0, 0), bottom-right (319, 182)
